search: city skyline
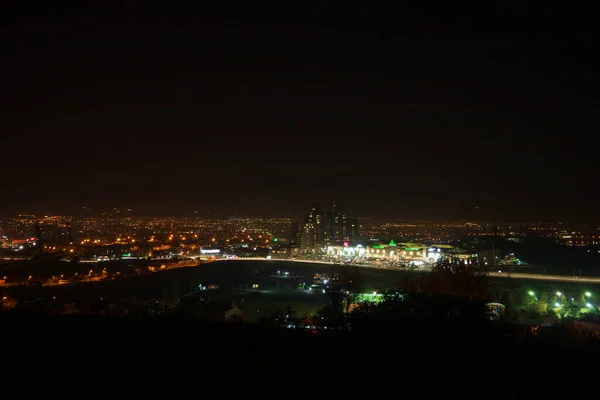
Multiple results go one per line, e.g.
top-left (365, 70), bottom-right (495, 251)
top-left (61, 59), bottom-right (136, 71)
top-left (0, 197), bottom-right (598, 225)
top-left (2, 3), bottom-right (598, 222)
top-left (3, 3), bottom-right (600, 385)
top-left (1, 204), bottom-right (597, 226)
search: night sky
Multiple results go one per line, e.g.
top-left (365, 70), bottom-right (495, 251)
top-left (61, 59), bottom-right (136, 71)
top-left (1, 3), bottom-right (598, 222)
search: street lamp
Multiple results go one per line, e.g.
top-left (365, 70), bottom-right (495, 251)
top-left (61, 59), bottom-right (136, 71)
top-left (585, 292), bottom-right (592, 297)
top-left (528, 291), bottom-right (535, 296)
top-left (556, 291), bottom-right (562, 296)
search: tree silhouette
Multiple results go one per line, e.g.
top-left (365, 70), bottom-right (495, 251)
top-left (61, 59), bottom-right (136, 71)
top-left (314, 268), bottom-right (357, 328)
top-left (559, 303), bottom-right (581, 321)
top-left (499, 291), bottom-right (521, 324)
top-left (315, 303), bottom-right (343, 328)
top-left (284, 305), bottom-right (296, 321)
top-left (316, 260), bottom-right (495, 332)
top-left (539, 291), bottom-right (550, 310)
top-left (262, 305), bottom-right (298, 327)
top-left (329, 266), bottom-right (366, 318)
top-left (578, 293), bottom-right (587, 307)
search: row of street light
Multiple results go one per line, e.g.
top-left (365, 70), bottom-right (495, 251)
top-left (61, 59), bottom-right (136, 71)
top-left (528, 290), bottom-right (593, 308)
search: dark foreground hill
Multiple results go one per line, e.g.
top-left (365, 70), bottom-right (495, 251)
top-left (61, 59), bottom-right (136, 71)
top-left (2, 312), bottom-right (599, 390)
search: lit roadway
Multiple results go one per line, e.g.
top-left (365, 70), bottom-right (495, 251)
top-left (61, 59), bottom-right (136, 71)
top-left (0, 259), bottom-right (203, 287)
top-left (215, 257), bottom-right (600, 284)
top-left (3, 257), bottom-right (599, 288)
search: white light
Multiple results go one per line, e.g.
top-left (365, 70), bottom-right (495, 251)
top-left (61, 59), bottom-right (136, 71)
top-left (200, 249), bottom-right (220, 254)
top-left (587, 303), bottom-right (592, 308)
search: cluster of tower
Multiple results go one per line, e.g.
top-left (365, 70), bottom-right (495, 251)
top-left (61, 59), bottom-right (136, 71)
top-left (291, 200), bottom-right (359, 250)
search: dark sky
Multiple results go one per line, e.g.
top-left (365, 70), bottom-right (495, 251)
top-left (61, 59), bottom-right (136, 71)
top-left (1, 2), bottom-right (598, 222)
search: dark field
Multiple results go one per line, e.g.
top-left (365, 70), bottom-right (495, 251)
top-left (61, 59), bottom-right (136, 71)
top-left (3, 260), bottom-right (600, 317)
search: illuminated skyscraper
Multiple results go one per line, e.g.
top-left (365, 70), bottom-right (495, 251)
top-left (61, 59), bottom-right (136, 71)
top-left (296, 200), bottom-right (359, 250)
top-left (343, 216), bottom-right (360, 241)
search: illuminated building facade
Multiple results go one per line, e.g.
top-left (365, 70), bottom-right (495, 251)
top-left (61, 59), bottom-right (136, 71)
top-left (427, 244), bottom-right (476, 263)
top-left (365, 241), bottom-right (426, 262)
top-left (343, 216), bottom-right (360, 241)
top-left (326, 243), bottom-right (366, 259)
top-left (300, 222), bottom-right (316, 249)
top-left (365, 240), bottom-right (399, 260)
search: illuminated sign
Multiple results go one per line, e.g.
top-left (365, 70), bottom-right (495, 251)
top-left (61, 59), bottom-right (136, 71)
top-left (200, 249), bottom-right (221, 254)
top-left (404, 247), bottom-right (421, 251)
top-left (343, 241), bottom-right (349, 247)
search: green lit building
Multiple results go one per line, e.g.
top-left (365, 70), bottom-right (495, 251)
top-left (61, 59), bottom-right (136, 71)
top-left (365, 240), bottom-right (426, 262)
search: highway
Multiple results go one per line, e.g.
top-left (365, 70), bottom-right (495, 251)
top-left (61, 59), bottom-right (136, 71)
top-left (214, 257), bottom-right (369, 266)
top-left (3, 256), bottom-right (599, 288)
top-left (216, 257), bottom-right (600, 284)
top-left (0, 259), bottom-right (203, 287)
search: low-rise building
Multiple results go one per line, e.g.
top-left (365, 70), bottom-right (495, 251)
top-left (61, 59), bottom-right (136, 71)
top-left (325, 243), bottom-right (366, 259)
top-left (364, 241), bottom-right (426, 262)
top-left (269, 244), bottom-right (301, 259)
top-left (427, 244), bottom-right (476, 264)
